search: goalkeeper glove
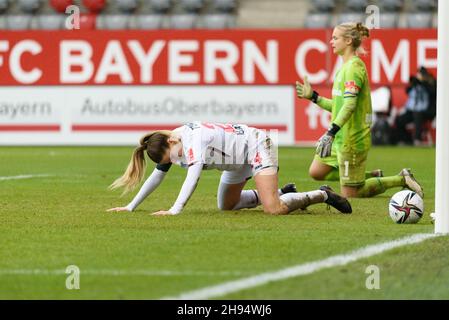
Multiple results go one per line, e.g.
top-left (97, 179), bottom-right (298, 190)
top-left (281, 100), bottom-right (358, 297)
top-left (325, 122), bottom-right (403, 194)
top-left (316, 124), bottom-right (340, 158)
top-left (296, 75), bottom-right (319, 103)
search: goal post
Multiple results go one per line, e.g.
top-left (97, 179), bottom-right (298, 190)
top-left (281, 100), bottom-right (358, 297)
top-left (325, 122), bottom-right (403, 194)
top-left (434, 0), bottom-right (449, 234)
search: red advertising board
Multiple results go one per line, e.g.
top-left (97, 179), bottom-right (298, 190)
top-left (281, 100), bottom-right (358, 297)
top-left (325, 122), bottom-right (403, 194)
top-left (0, 29), bottom-right (437, 86)
top-left (0, 29), bottom-right (437, 144)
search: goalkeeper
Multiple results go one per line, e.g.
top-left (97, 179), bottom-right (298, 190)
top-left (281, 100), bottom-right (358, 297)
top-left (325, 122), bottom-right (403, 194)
top-left (296, 22), bottom-right (423, 198)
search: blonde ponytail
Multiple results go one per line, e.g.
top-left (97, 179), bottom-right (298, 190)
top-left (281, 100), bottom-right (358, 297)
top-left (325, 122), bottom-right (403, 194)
top-left (109, 131), bottom-right (171, 194)
top-left (337, 22), bottom-right (370, 55)
top-left (109, 144), bottom-right (147, 194)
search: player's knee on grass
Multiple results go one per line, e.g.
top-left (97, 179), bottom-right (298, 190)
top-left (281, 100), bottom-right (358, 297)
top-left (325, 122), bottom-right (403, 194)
top-left (217, 189), bottom-right (231, 210)
top-left (217, 201), bottom-right (226, 210)
top-left (217, 180), bottom-right (247, 211)
top-left (217, 202), bottom-right (236, 211)
top-left (217, 197), bottom-right (239, 211)
top-left (309, 166), bottom-right (326, 181)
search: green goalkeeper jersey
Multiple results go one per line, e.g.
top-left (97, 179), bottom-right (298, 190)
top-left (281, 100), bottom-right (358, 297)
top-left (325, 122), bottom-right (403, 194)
top-left (331, 55), bottom-right (372, 153)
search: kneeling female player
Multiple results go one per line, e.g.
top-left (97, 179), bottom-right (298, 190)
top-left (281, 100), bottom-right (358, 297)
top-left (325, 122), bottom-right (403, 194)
top-left (296, 22), bottom-right (423, 198)
top-left (107, 122), bottom-right (352, 215)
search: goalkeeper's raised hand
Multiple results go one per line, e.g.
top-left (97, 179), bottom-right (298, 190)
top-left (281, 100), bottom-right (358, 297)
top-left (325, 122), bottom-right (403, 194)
top-left (296, 75), bottom-right (313, 99)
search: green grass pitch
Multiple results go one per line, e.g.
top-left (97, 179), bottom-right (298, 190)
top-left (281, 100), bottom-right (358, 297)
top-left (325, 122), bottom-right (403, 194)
top-left (1, 146), bottom-right (448, 299)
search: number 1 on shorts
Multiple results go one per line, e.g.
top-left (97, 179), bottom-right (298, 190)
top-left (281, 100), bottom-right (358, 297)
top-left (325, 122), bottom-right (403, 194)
top-left (344, 161), bottom-right (349, 177)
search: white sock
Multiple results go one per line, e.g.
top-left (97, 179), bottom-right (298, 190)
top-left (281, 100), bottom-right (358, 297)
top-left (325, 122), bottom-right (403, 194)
top-left (232, 190), bottom-right (260, 210)
top-left (233, 187), bottom-right (286, 210)
top-left (280, 190), bottom-right (327, 212)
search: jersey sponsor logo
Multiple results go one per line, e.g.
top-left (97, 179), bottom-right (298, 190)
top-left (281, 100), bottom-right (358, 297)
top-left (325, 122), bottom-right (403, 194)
top-left (332, 88), bottom-right (343, 97)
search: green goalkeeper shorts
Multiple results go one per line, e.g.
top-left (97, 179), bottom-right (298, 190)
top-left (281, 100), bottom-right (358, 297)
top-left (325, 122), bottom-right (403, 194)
top-left (336, 150), bottom-right (368, 187)
top-left (313, 146), bottom-right (339, 169)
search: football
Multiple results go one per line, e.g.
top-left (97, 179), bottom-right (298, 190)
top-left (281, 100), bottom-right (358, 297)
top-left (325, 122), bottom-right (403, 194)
top-left (389, 190), bottom-right (424, 224)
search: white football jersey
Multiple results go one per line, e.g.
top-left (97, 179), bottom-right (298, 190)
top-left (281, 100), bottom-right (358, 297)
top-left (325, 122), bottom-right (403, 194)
top-left (172, 122), bottom-right (254, 171)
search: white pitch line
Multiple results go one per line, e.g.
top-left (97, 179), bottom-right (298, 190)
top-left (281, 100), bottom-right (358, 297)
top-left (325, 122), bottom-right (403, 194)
top-left (0, 269), bottom-right (249, 277)
top-left (163, 233), bottom-right (442, 300)
top-left (0, 174), bottom-right (52, 181)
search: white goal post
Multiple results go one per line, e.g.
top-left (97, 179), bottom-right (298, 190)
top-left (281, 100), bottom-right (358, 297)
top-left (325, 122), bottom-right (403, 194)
top-left (435, 0), bottom-right (449, 234)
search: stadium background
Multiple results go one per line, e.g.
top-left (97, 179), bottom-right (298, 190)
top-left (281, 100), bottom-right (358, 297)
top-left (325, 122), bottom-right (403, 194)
top-left (0, 0), bottom-right (445, 300)
top-left (0, 0), bottom-right (437, 146)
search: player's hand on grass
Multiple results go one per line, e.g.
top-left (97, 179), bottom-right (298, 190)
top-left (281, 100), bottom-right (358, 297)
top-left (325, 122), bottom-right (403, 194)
top-left (151, 210), bottom-right (173, 216)
top-left (296, 75), bottom-right (313, 100)
top-left (106, 207), bottom-right (130, 212)
top-left (316, 133), bottom-right (334, 158)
